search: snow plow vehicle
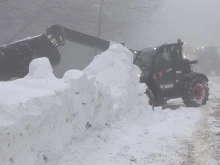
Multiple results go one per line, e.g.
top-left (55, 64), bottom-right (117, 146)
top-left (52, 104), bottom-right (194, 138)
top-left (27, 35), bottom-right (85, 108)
top-left (0, 25), bottom-right (209, 107)
top-left (133, 40), bottom-right (209, 107)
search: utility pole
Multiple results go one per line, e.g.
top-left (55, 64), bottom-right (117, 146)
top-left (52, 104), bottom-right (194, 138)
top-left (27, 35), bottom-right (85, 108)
top-left (91, 0), bottom-right (105, 58)
top-left (97, 0), bottom-right (104, 38)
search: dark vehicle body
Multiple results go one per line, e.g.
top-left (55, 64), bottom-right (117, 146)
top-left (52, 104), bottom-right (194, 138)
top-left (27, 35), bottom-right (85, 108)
top-left (134, 41), bottom-right (209, 107)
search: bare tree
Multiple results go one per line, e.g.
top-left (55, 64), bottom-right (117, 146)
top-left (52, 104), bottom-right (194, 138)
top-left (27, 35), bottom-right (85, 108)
top-left (84, 0), bottom-right (164, 55)
top-left (0, 0), bottom-right (165, 76)
top-left (0, 0), bottom-right (50, 44)
top-left (0, 0), bottom-right (164, 43)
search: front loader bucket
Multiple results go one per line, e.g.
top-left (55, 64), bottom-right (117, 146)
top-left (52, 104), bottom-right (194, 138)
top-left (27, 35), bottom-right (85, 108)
top-left (0, 34), bottom-right (61, 81)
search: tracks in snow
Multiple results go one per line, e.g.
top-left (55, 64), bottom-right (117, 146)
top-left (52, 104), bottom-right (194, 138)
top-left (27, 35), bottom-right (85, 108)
top-left (182, 80), bottom-right (220, 165)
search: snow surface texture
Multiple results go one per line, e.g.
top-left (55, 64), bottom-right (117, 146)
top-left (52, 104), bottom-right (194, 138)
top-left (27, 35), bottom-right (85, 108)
top-left (58, 105), bottom-right (201, 165)
top-left (188, 77), bottom-right (220, 165)
top-left (0, 44), bottom-right (149, 165)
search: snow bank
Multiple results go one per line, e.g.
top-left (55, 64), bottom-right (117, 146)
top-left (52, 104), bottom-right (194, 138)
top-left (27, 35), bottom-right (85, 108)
top-left (0, 44), bottom-right (149, 165)
top-left (84, 44), bottom-right (148, 121)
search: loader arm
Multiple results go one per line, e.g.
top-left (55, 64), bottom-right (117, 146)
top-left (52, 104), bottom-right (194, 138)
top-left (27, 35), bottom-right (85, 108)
top-left (0, 24), bottom-right (111, 81)
top-left (55, 25), bottom-right (110, 51)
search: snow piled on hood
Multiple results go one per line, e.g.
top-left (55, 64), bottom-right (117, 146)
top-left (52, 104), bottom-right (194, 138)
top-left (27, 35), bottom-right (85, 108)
top-left (0, 43), bottom-right (149, 165)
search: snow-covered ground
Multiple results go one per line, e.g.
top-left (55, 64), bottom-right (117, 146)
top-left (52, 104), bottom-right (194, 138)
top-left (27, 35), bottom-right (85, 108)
top-left (186, 77), bottom-right (220, 165)
top-left (0, 44), bottom-right (220, 165)
top-left (58, 105), bottom-right (202, 165)
top-left (57, 78), bottom-right (220, 165)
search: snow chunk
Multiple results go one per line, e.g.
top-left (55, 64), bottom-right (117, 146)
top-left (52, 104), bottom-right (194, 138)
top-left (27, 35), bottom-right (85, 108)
top-left (25, 57), bottom-right (56, 80)
top-left (63, 69), bottom-right (89, 92)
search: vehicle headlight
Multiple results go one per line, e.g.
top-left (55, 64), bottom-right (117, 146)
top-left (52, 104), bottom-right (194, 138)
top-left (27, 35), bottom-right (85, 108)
top-left (137, 74), bottom-right (142, 77)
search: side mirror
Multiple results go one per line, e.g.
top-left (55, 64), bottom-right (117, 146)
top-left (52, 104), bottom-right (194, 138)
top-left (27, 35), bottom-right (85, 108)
top-left (189, 60), bottom-right (198, 64)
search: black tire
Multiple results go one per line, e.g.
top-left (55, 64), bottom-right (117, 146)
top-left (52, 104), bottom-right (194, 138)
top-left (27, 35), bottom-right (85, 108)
top-left (182, 76), bottom-right (209, 107)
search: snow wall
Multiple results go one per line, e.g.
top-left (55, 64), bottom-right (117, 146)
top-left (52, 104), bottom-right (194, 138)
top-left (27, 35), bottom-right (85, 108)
top-left (0, 44), bottom-right (149, 165)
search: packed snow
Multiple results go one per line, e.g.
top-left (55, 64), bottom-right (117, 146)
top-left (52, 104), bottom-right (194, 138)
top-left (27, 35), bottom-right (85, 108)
top-left (58, 106), bottom-right (202, 165)
top-left (0, 43), bottom-right (149, 165)
top-left (0, 43), bottom-right (220, 165)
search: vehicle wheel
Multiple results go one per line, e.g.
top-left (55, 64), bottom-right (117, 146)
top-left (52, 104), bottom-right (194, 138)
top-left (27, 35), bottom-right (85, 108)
top-left (182, 76), bottom-right (209, 107)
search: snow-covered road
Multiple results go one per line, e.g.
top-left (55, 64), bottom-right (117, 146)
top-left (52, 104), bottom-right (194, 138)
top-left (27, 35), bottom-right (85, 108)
top-left (184, 77), bottom-right (220, 165)
top-left (58, 78), bottom-right (220, 165)
top-left (59, 108), bottom-right (201, 165)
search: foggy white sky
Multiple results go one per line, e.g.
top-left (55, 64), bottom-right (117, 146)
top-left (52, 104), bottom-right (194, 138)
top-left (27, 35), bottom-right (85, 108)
top-left (145, 0), bottom-right (220, 48)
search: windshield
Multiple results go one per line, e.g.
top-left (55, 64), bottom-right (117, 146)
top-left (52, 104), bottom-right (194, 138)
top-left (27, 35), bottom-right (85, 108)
top-left (134, 47), bottom-right (156, 69)
top-left (134, 47), bottom-right (156, 78)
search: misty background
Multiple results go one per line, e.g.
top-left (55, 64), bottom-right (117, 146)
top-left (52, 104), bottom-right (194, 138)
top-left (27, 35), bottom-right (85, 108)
top-left (145, 0), bottom-right (220, 48)
top-left (0, 0), bottom-right (219, 77)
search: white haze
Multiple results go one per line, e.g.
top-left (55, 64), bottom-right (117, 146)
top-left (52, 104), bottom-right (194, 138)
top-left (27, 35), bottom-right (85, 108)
top-left (143, 0), bottom-right (220, 48)
top-left (0, 0), bottom-right (219, 76)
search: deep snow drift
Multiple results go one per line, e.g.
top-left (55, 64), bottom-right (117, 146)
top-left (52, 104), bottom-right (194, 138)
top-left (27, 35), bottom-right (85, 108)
top-left (1, 43), bottom-right (217, 165)
top-left (0, 44), bottom-right (149, 165)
